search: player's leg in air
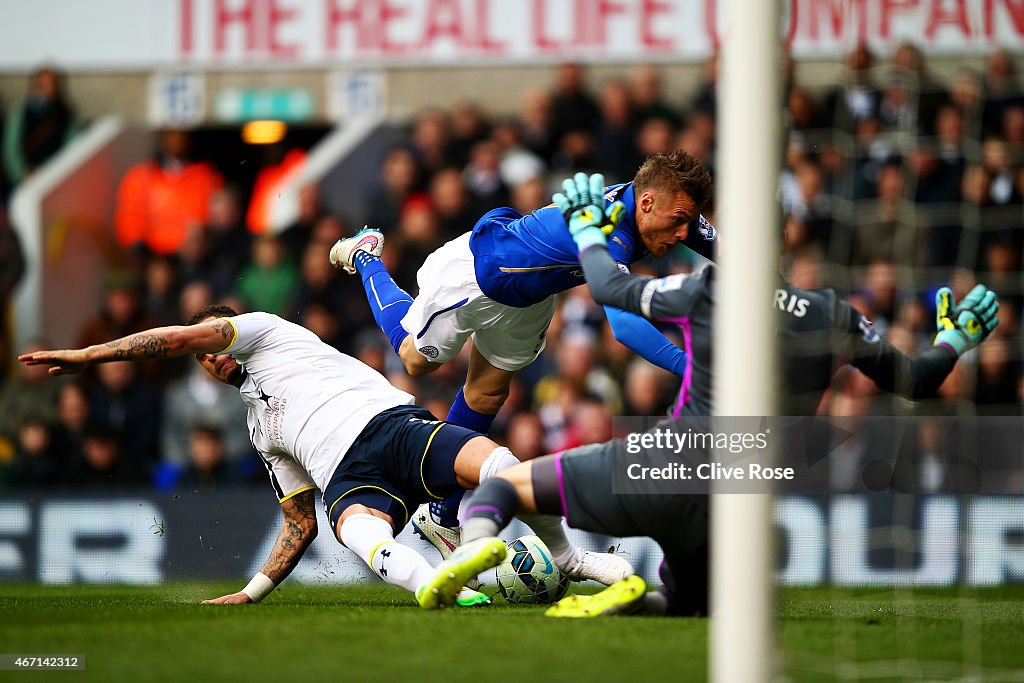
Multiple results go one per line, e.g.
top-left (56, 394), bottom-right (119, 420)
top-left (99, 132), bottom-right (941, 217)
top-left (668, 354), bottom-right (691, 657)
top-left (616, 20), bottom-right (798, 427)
top-left (420, 442), bottom-right (707, 616)
top-left (330, 229), bottom-right (494, 542)
top-left (330, 229), bottom-right (553, 549)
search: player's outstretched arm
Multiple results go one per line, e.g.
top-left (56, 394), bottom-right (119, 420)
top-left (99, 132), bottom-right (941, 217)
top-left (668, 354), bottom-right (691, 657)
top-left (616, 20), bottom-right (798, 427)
top-left (604, 305), bottom-right (688, 376)
top-left (18, 319), bottom-right (236, 376)
top-left (844, 284), bottom-right (1000, 399)
top-left (202, 490), bottom-right (318, 605)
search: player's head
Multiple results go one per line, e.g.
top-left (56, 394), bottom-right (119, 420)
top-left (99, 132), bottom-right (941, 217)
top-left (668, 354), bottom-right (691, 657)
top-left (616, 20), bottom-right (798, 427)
top-left (632, 150), bottom-right (713, 258)
top-left (187, 304), bottom-right (243, 387)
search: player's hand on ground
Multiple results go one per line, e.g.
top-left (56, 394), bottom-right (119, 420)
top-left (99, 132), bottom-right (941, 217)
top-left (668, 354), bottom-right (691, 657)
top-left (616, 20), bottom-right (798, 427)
top-left (552, 172), bottom-right (625, 251)
top-left (17, 348), bottom-right (90, 376)
top-left (934, 284), bottom-right (999, 356)
top-left (201, 591), bottom-right (254, 605)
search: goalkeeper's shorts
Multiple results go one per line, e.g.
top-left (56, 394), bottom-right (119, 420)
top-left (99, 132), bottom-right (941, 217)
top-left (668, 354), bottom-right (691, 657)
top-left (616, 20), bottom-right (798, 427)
top-left (535, 441), bottom-right (710, 616)
top-left (538, 442), bottom-right (706, 541)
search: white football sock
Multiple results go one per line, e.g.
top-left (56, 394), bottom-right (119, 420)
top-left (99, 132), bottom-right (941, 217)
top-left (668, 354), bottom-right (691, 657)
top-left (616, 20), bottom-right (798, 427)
top-left (519, 513), bottom-right (579, 568)
top-left (472, 446), bottom-right (580, 566)
top-left (339, 513), bottom-right (435, 593)
top-left (458, 446), bottom-right (522, 524)
top-left (478, 446), bottom-right (520, 481)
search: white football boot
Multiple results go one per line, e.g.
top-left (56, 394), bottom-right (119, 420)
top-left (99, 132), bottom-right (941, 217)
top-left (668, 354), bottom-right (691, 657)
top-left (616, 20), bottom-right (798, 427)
top-left (411, 503), bottom-right (461, 560)
top-left (329, 226), bottom-right (385, 274)
top-left (558, 548), bottom-right (635, 585)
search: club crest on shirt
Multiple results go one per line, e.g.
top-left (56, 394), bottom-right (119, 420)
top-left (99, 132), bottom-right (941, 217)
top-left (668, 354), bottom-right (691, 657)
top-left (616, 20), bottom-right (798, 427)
top-left (419, 345), bottom-right (440, 359)
top-left (695, 215), bottom-right (717, 240)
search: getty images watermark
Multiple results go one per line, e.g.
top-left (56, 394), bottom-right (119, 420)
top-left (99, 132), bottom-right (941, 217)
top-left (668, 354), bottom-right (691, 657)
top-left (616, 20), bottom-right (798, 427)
top-left (610, 416), bottom-right (1024, 495)
top-left (624, 423), bottom-right (793, 483)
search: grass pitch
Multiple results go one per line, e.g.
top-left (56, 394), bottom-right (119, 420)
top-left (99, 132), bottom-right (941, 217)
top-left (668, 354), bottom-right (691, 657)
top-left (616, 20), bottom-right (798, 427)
top-left (1, 583), bottom-right (1023, 682)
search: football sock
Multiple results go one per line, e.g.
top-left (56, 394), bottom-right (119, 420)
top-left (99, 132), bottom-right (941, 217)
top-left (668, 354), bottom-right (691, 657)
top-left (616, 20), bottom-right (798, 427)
top-left (462, 465), bottom-right (577, 570)
top-left (429, 495), bottom-right (463, 530)
top-left (446, 388), bottom-right (497, 433)
top-left (429, 392), bottom-right (501, 529)
top-left (462, 477), bottom-right (520, 543)
top-left (339, 513), bottom-right (434, 593)
top-left (518, 513), bottom-right (577, 568)
top-left (478, 446), bottom-right (519, 481)
top-left (354, 251), bottom-right (412, 354)
top-left (435, 444), bottom-right (518, 528)
top-left (369, 541), bottom-right (436, 593)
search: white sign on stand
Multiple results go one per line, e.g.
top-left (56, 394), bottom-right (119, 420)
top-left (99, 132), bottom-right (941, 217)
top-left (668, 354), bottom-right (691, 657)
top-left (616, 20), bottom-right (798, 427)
top-left (1, 0), bottom-right (1022, 70)
top-left (327, 69), bottom-right (387, 122)
top-left (148, 72), bottom-right (205, 127)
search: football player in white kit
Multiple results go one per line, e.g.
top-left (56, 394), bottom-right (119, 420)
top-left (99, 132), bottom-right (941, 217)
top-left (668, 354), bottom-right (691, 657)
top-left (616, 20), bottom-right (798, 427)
top-left (20, 304), bottom-right (632, 607)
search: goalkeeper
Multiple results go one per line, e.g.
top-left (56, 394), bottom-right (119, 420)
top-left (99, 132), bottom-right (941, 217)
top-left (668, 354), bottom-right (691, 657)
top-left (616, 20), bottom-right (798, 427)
top-left (417, 172), bottom-right (1001, 616)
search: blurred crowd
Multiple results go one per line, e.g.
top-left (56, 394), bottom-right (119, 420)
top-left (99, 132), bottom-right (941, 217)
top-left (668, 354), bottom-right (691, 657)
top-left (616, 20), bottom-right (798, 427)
top-left (0, 44), bottom-right (1022, 493)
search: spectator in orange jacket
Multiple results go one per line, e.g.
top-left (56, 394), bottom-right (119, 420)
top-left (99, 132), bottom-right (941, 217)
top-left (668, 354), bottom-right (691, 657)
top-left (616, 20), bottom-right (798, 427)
top-left (115, 128), bottom-right (223, 256)
top-left (246, 143), bottom-right (307, 235)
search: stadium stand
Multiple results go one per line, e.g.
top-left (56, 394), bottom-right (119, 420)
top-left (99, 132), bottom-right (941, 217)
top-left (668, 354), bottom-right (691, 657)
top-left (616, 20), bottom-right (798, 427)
top-left (0, 48), bottom-right (1021, 494)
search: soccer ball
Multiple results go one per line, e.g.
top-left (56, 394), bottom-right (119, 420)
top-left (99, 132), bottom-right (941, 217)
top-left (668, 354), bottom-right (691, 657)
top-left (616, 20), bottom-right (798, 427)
top-left (495, 535), bottom-right (570, 604)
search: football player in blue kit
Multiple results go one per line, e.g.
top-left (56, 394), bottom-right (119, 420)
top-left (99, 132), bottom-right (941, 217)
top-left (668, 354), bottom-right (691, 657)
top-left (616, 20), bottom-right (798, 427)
top-left (329, 150), bottom-right (716, 545)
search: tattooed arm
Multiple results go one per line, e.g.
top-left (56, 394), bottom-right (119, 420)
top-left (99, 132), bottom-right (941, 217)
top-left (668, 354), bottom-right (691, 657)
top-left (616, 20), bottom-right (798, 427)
top-left (257, 490), bottom-right (319, 584)
top-left (17, 318), bottom-right (237, 376)
top-left (202, 490), bottom-right (319, 605)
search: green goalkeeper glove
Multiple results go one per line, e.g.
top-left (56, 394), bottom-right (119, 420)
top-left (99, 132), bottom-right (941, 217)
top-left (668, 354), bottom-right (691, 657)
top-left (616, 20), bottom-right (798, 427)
top-left (934, 283), bottom-right (1000, 357)
top-left (552, 172), bottom-right (626, 252)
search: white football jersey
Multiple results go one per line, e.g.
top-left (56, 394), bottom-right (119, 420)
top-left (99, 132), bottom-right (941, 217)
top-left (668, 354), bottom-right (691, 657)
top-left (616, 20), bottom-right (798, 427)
top-left (221, 312), bottom-right (415, 501)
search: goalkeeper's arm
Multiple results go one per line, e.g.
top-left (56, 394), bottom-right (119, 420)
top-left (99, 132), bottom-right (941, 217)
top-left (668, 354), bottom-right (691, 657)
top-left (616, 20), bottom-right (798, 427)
top-left (580, 243), bottom-right (703, 320)
top-left (555, 171), bottom-right (702, 320)
top-left (579, 245), bottom-right (694, 376)
top-left (202, 490), bottom-right (318, 605)
top-left (845, 326), bottom-right (957, 400)
top-left (843, 284), bottom-right (999, 400)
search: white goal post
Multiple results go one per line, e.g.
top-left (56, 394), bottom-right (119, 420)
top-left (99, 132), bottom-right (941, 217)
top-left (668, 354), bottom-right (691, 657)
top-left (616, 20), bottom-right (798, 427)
top-left (711, 1), bottom-right (783, 682)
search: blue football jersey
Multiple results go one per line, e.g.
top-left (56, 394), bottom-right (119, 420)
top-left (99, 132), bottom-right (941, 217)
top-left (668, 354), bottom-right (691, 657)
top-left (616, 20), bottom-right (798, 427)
top-left (468, 183), bottom-right (716, 307)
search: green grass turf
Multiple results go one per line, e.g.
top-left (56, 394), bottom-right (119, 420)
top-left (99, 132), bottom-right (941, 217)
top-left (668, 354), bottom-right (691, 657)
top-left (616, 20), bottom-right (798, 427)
top-left (1, 583), bottom-right (1023, 682)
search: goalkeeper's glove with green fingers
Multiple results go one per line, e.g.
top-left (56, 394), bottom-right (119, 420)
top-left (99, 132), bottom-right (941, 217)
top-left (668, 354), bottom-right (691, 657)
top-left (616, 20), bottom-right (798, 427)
top-left (552, 172), bottom-right (626, 253)
top-left (934, 283), bottom-right (1000, 357)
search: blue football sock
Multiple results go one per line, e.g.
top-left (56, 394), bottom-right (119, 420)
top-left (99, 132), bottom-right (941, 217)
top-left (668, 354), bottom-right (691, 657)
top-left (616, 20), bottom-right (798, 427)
top-left (355, 251), bottom-right (413, 354)
top-left (429, 495), bottom-right (464, 529)
top-left (446, 388), bottom-right (497, 433)
top-left (429, 390), bottom-right (500, 528)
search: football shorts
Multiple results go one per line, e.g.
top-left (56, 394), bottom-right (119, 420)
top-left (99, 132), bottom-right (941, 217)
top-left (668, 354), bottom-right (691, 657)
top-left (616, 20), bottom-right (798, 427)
top-left (401, 233), bottom-right (556, 372)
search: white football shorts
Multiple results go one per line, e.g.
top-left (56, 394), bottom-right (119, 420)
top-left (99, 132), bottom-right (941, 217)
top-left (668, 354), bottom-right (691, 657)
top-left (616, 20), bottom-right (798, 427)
top-left (401, 233), bottom-right (557, 372)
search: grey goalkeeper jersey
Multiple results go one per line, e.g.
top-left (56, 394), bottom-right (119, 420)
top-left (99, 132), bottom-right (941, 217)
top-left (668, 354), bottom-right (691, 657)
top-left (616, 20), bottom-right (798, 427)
top-left (582, 246), bottom-right (957, 417)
